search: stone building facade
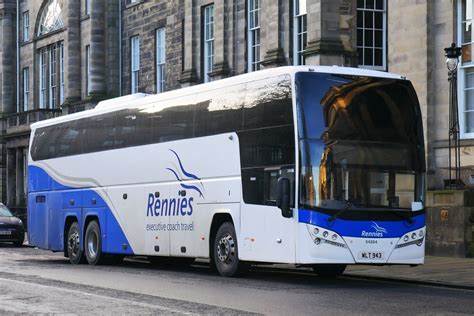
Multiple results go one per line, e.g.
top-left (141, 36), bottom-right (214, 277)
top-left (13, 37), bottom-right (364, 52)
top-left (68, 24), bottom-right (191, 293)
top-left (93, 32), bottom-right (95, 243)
top-left (0, 0), bottom-right (468, 218)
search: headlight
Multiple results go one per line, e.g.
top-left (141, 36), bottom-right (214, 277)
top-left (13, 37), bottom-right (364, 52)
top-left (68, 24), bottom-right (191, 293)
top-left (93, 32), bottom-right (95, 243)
top-left (396, 228), bottom-right (425, 249)
top-left (307, 225), bottom-right (347, 248)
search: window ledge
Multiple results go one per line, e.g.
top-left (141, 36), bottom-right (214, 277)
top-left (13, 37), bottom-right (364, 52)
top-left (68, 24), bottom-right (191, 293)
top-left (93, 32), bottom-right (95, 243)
top-left (20, 40), bottom-right (33, 47)
top-left (34, 27), bottom-right (67, 41)
top-left (125, 0), bottom-right (145, 9)
top-left (434, 138), bottom-right (474, 149)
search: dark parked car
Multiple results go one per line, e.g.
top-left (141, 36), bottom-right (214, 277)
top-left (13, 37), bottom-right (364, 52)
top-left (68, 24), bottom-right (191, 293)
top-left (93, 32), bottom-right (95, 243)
top-left (0, 203), bottom-right (25, 246)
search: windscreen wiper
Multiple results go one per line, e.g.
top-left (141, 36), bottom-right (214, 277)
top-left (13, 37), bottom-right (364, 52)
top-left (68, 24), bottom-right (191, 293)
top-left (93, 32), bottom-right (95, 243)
top-left (327, 201), bottom-right (355, 223)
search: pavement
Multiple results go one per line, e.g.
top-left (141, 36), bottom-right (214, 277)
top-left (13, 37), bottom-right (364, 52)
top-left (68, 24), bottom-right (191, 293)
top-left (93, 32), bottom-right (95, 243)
top-left (344, 256), bottom-right (474, 290)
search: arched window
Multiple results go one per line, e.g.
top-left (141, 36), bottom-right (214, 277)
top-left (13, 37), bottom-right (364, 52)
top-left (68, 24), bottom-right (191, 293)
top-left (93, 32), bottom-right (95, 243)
top-left (37, 0), bottom-right (64, 36)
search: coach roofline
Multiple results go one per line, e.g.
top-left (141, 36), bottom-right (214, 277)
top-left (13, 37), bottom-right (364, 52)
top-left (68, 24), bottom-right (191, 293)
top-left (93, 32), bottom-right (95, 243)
top-left (30, 66), bottom-right (405, 130)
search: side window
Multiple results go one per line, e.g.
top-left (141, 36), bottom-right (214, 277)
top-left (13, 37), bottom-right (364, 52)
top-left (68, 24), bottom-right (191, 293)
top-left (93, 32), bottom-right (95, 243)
top-left (83, 112), bottom-right (117, 154)
top-left (151, 102), bottom-right (194, 143)
top-left (56, 119), bottom-right (84, 157)
top-left (131, 106), bottom-right (154, 147)
top-left (115, 109), bottom-right (138, 149)
top-left (243, 75), bottom-right (293, 130)
top-left (194, 85), bottom-right (245, 137)
top-left (31, 126), bottom-right (56, 160)
top-left (239, 125), bottom-right (295, 205)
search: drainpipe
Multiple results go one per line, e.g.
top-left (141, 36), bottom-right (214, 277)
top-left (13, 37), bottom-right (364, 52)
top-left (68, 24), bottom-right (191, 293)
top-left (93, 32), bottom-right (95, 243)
top-left (16, 0), bottom-right (20, 112)
top-left (118, 0), bottom-right (122, 96)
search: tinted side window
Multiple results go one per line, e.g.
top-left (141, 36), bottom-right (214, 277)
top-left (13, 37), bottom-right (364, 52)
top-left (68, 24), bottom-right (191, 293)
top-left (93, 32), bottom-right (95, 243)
top-left (31, 126), bottom-right (56, 160)
top-left (194, 85), bottom-right (245, 137)
top-left (151, 101), bottom-right (195, 143)
top-left (130, 106), bottom-right (154, 147)
top-left (115, 109), bottom-right (139, 149)
top-left (83, 112), bottom-right (116, 153)
top-left (239, 125), bottom-right (295, 205)
top-left (243, 75), bottom-right (293, 130)
top-left (56, 119), bottom-right (84, 157)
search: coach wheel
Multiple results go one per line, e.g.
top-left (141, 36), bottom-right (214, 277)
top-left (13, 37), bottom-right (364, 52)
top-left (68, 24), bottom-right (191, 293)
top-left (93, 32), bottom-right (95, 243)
top-left (213, 222), bottom-right (247, 277)
top-left (67, 222), bottom-right (85, 264)
top-left (85, 220), bottom-right (104, 265)
top-left (312, 264), bottom-right (346, 278)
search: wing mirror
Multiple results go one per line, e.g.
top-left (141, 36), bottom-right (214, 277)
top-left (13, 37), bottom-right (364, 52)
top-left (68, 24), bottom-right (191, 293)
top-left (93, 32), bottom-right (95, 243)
top-left (277, 177), bottom-right (292, 218)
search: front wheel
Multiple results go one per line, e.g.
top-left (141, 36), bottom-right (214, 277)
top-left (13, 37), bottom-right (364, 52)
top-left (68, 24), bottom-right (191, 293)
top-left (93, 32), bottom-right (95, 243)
top-left (84, 220), bottom-right (105, 265)
top-left (312, 264), bottom-right (346, 278)
top-left (213, 222), bottom-right (247, 277)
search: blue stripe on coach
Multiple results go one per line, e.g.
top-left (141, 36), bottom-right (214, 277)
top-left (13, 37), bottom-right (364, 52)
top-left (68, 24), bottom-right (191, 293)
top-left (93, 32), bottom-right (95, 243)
top-left (298, 209), bottom-right (425, 238)
top-left (27, 165), bottom-right (134, 255)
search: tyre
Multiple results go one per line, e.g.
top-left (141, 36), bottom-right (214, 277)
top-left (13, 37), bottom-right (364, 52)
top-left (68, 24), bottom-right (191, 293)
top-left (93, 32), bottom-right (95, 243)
top-left (67, 222), bottom-right (85, 264)
top-left (312, 264), bottom-right (346, 278)
top-left (14, 232), bottom-right (24, 247)
top-left (84, 220), bottom-right (105, 265)
top-left (213, 222), bottom-right (246, 277)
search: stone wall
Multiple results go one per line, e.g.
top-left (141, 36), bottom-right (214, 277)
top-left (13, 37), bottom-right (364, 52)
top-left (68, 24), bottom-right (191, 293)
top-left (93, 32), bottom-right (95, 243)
top-left (426, 190), bottom-right (474, 257)
top-left (121, 0), bottom-right (184, 94)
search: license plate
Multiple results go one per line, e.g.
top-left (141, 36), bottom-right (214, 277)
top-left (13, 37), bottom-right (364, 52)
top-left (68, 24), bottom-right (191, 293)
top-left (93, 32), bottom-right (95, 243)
top-left (0, 230), bottom-right (11, 235)
top-left (358, 251), bottom-right (384, 260)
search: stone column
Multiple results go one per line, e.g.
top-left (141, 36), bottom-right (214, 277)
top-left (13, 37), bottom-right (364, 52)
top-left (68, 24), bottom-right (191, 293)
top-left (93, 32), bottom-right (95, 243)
top-left (180, 1), bottom-right (198, 87)
top-left (0, 5), bottom-right (15, 113)
top-left (6, 149), bottom-right (15, 206)
top-left (15, 148), bottom-right (24, 207)
top-left (103, 0), bottom-right (119, 97)
top-left (89, 0), bottom-right (106, 96)
top-left (0, 140), bottom-right (7, 204)
top-left (65, 0), bottom-right (81, 103)
top-left (210, 0), bottom-right (231, 79)
top-left (233, 0), bottom-right (247, 74)
top-left (304, 0), bottom-right (347, 66)
top-left (261, 0), bottom-right (287, 68)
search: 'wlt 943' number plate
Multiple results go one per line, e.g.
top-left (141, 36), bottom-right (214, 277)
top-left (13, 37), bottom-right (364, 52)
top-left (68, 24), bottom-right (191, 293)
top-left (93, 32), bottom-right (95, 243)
top-left (358, 251), bottom-right (384, 260)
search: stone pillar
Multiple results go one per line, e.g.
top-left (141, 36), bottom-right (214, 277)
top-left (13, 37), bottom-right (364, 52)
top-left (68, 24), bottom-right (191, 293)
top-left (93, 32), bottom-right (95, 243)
top-left (15, 148), bottom-right (24, 207)
top-left (65, 0), bottom-right (81, 103)
top-left (210, 0), bottom-right (231, 79)
top-left (261, 0), bottom-right (287, 68)
top-left (0, 4), bottom-right (15, 113)
top-left (6, 149), bottom-right (15, 206)
top-left (233, 0), bottom-right (247, 74)
top-left (304, 0), bottom-right (347, 66)
top-left (89, 0), bottom-right (106, 96)
top-left (180, 1), bottom-right (198, 87)
top-left (105, 0), bottom-right (120, 97)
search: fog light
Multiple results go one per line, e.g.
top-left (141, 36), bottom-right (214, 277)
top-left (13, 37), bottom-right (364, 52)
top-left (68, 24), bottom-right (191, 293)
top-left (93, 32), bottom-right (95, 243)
top-left (404, 235), bottom-right (409, 242)
top-left (332, 234), bottom-right (337, 241)
top-left (419, 230), bottom-right (424, 237)
top-left (411, 233), bottom-right (417, 240)
top-left (314, 238), bottom-right (321, 245)
top-left (313, 228), bottom-right (319, 235)
top-left (323, 231), bottom-right (329, 238)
